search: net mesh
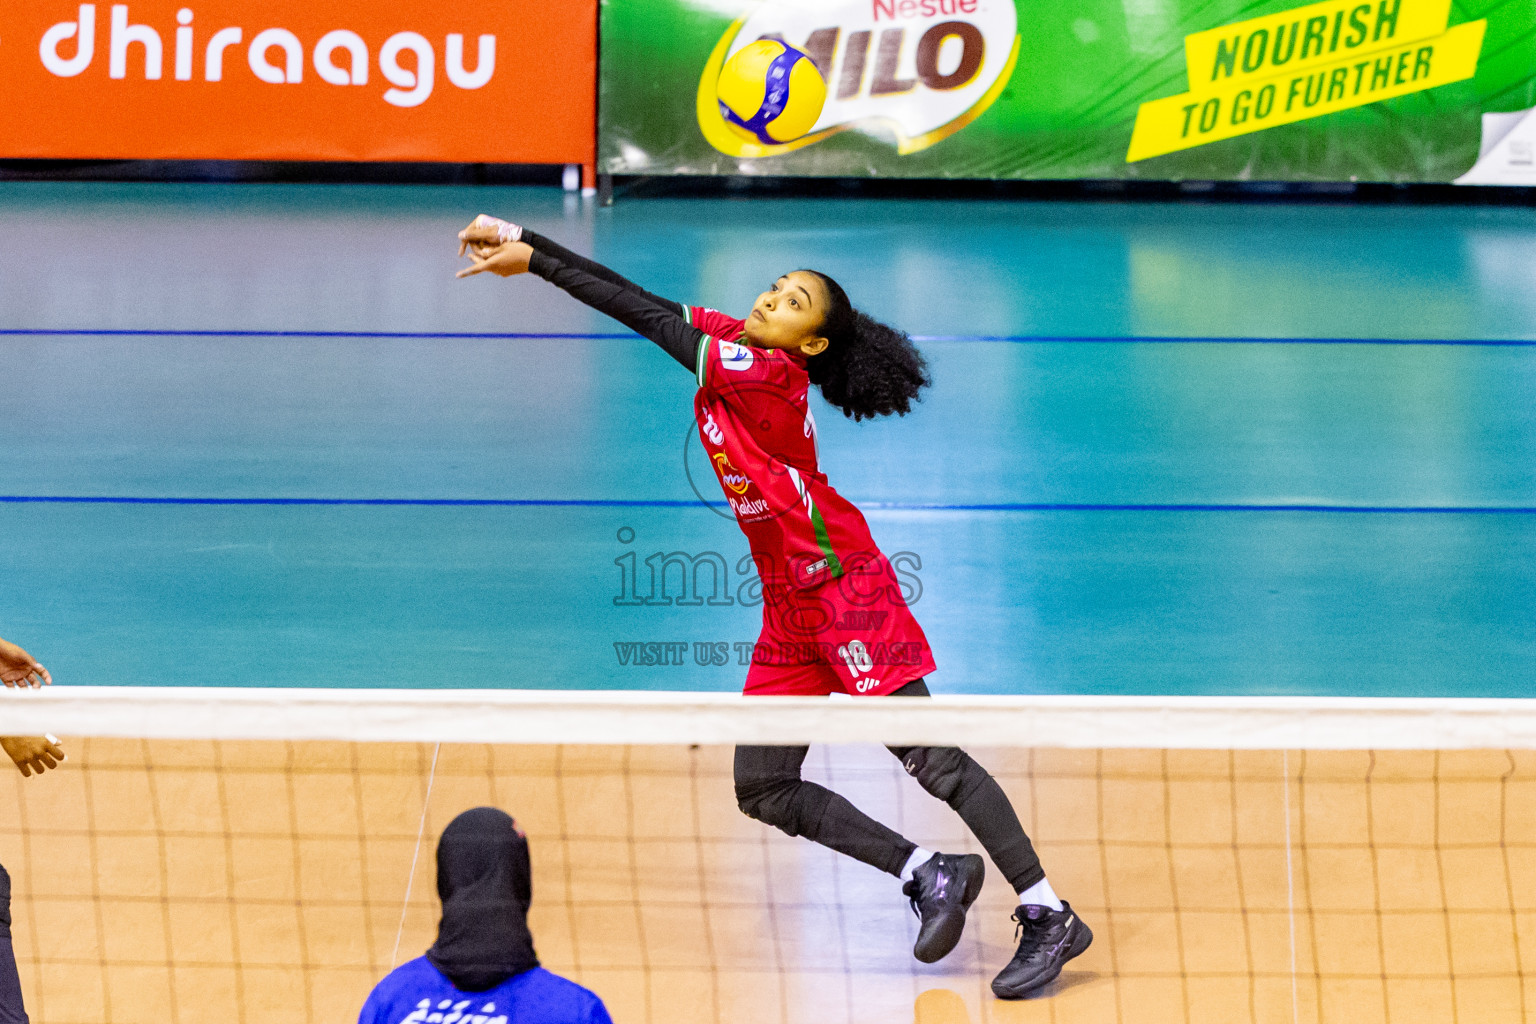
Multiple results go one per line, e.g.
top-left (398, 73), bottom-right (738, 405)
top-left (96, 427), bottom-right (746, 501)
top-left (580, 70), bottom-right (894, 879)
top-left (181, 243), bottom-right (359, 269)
top-left (2, 736), bottom-right (1533, 1023)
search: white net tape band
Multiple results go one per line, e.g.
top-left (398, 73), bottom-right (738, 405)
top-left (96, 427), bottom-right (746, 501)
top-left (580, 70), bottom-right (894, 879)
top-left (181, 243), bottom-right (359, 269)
top-left (7, 686), bottom-right (1536, 749)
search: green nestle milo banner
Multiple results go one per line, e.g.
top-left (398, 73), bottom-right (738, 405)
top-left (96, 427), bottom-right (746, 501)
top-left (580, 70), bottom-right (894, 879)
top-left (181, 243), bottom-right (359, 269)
top-left (599, 0), bottom-right (1536, 183)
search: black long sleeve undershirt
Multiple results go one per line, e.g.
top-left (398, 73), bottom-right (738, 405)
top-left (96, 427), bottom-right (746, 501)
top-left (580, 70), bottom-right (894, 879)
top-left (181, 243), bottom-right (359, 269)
top-left (523, 233), bottom-right (701, 372)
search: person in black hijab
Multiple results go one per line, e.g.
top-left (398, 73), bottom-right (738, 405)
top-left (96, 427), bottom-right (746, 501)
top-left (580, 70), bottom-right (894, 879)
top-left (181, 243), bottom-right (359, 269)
top-left (359, 807), bottom-right (612, 1024)
top-left (426, 806), bottom-right (538, 990)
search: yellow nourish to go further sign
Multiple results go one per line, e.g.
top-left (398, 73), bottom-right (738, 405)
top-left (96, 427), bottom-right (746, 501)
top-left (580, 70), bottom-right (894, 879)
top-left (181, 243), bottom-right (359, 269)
top-left (1127, 0), bottom-right (1486, 162)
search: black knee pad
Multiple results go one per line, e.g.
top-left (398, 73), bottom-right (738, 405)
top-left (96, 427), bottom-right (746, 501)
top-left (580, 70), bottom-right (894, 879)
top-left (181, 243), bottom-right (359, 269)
top-left (901, 747), bottom-right (981, 804)
top-left (734, 753), bottom-right (804, 824)
top-left (735, 773), bottom-right (793, 822)
top-left (737, 775), bottom-right (833, 838)
top-left (735, 746), bottom-right (807, 825)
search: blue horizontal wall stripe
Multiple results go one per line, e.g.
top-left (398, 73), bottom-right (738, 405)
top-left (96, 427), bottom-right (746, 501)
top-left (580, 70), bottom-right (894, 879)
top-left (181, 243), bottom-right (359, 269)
top-left (2, 496), bottom-right (1534, 514)
top-left (4, 329), bottom-right (1536, 347)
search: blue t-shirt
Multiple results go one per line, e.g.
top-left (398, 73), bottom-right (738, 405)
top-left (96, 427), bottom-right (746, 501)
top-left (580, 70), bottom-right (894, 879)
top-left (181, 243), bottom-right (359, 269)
top-left (359, 959), bottom-right (613, 1024)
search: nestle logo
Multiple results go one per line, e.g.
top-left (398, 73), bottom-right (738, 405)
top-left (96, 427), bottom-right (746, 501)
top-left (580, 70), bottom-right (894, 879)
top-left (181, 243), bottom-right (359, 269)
top-left (871, 0), bottom-right (980, 21)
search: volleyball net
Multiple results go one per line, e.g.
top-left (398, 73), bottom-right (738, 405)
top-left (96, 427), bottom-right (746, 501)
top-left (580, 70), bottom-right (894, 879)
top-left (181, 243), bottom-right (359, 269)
top-left (2, 688), bottom-right (1533, 1024)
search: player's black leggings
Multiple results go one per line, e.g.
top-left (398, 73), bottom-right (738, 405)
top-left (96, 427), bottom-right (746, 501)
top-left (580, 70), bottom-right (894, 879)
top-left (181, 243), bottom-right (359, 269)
top-left (733, 680), bottom-right (1045, 894)
top-left (0, 865), bottom-right (28, 1024)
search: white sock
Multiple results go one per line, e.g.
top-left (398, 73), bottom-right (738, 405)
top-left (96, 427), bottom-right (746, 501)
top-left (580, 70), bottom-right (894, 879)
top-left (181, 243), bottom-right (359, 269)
top-left (899, 847), bottom-right (935, 883)
top-left (1017, 876), bottom-right (1063, 911)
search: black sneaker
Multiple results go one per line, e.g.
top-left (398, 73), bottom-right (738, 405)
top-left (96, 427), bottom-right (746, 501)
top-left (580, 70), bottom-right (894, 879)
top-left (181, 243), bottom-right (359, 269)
top-left (901, 852), bottom-right (985, 963)
top-left (991, 902), bottom-right (1092, 998)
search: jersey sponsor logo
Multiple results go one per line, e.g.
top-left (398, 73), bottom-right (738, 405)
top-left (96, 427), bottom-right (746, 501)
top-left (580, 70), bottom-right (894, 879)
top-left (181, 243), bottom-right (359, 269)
top-left (718, 339), bottom-right (755, 371)
top-left (805, 558), bottom-right (829, 576)
top-left (854, 676), bottom-right (882, 693)
top-left (711, 452), bottom-right (751, 494)
top-left (396, 997), bottom-right (507, 1023)
top-left (729, 495), bottom-right (773, 519)
top-left (700, 409), bottom-right (725, 446)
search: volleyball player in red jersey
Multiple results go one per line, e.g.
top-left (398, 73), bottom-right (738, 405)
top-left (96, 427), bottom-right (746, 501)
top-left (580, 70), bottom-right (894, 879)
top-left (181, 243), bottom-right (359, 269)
top-left (456, 217), bottom-right (1091, 998)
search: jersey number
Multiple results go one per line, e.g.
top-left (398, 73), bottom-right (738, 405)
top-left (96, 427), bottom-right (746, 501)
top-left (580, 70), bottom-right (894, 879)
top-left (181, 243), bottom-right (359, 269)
top-left (838, 641), bottom-right (873, 675)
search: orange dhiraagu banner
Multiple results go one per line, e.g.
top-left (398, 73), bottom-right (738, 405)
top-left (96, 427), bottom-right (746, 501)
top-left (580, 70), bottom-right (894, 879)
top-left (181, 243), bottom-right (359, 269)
top-left (0, 1), bottom-right (595, 163)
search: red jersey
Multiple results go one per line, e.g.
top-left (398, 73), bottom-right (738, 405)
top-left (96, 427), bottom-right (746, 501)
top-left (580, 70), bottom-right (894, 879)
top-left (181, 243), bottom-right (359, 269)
top-left (687, 306), bottom-right (884, 590)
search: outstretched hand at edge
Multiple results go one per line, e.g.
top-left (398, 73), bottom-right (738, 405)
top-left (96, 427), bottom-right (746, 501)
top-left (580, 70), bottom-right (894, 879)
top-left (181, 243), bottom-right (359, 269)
top-left (457, 240), bottom-right (534, 279)
top-left (1, 735), bottom-right (66, 777)
top-left (0, 637), bottom-right (50, 688)
top-left (457, 215), bottom-right (532, 278)
top-left (457, 214), bottom-right (522, 257)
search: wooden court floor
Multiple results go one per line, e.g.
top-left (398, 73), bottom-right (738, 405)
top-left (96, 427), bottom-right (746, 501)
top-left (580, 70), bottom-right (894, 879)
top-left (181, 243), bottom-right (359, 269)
top-left (1, 740), bottom-right (1533, 1023)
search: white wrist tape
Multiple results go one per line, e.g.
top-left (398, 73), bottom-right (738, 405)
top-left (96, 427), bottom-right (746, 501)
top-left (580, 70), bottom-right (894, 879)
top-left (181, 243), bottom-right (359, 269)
top-left (472, 214), bottom-right (523, 244)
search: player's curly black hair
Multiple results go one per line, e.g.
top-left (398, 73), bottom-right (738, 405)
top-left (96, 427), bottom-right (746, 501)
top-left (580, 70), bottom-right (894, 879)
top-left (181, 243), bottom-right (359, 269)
top-left (802, 271), bottom-right (931, 422)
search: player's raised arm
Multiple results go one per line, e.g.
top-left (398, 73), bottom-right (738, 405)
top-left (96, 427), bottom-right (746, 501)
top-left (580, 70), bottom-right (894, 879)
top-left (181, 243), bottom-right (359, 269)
top-left (455, 217), bottom-right (703, 373)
